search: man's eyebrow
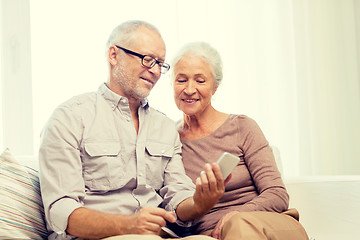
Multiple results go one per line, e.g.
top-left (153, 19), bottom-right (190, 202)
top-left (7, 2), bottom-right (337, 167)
top-left (144, 52), bottom-right (165, 62)
top-left (154, 56), bottom-right (166, 62)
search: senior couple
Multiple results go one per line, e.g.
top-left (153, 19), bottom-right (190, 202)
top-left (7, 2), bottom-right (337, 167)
top-left (39, 20), bottom-right (308, 240)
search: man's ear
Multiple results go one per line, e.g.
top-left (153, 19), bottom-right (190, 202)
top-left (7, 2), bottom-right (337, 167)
top-left (108, 46), bottom-right (118, 66)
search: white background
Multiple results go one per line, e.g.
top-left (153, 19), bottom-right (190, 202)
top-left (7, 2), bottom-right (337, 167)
top-left (1, 0), bottom-right (360, 177)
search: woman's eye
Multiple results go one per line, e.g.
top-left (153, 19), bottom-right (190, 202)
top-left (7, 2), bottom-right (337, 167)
top-left (196, 78), bottom-right (205, 83)
top-left (177, 79), bottom-right (187, 83)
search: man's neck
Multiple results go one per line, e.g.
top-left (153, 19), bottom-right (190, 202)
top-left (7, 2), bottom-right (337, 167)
top-left (106, 81), bottom-right (143, 133)
top-left (127, 98), bottom-right (141, 134)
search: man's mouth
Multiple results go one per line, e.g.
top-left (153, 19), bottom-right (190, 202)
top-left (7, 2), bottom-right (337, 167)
top-left (141, 77), bottom-right (154, 85)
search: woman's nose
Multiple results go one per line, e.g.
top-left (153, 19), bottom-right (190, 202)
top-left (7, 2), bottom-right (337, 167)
top-left (184, 81), bottom-right (196, 95)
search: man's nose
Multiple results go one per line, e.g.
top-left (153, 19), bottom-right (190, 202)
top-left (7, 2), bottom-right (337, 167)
top-left (148, 63), bottom-right (161, 76)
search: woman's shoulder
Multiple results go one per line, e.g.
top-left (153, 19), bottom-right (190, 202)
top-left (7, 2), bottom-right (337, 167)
top-left (229, 114), bottom-right (257, 125)
top-left (228, 114), bottom-right (262, 132)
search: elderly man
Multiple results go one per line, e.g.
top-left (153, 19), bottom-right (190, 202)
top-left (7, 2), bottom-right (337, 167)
top-left (39, 20), bottom-right (224, 240)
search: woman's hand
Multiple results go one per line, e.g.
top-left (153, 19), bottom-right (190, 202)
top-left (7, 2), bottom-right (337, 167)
top-left (175, 163), bottom-right (232, 222)
top-left (211, 211), bottom-right (239, 239)
top-left (192, 163), bottom-right (231, 215)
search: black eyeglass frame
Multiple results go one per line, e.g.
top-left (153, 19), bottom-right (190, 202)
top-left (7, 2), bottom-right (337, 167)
top-left (115, 45), bottom-right (170, 74)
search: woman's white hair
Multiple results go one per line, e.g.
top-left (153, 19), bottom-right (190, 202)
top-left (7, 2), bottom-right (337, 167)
top-left (171, 42), bottom-right (223, 86)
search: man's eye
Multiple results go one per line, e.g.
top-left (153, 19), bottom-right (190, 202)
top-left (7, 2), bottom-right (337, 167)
top-left (143, 58), bottom-right (152, 63)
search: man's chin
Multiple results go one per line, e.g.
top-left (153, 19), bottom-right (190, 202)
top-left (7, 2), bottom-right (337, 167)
top-left (136, 90), bottom-right (151, 100)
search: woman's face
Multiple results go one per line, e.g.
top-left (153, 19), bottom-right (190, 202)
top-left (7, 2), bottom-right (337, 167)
top-left (173, 54), bottom-right (218, 117)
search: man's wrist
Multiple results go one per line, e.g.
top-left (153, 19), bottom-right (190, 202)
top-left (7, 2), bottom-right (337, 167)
top-left (113, 214), bottom-right (137, 235)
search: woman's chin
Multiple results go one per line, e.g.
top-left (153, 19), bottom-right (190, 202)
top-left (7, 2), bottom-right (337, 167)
top-left (181, 109), bottom-right (199, 117)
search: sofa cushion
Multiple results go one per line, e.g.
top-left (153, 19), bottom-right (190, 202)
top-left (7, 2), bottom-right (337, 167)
top-left (0, 148), bottom-right (47, 239)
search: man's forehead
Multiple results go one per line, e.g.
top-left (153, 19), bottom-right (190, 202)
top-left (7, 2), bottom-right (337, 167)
top-left (131, 27), bottom-right (166, 58)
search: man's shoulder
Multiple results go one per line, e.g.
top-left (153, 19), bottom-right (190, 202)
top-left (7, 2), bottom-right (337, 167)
top-left (148, 107), bottom-right (174, 123)
top-left (58, 91), bottom-right (97, 109)
top-left (50, 91), bottom-right (97, 121)
top-left (147, 107), bottom-right (178, 131)
top-left (146, 108), bottom-right (179, 143)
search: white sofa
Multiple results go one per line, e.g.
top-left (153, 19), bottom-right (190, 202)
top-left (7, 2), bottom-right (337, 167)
top-left (272, 146), bottom-right (359, 239)
top-left (285, 175), bottom-right (360, 240)
top-left (1, 149), bottom-right (359, 239)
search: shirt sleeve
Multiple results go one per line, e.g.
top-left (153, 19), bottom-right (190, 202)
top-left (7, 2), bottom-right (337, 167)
top-left (39, 102), bottom-right (85, 235)
top-left (158, 123), bottom-right (195, 226)
top-left (235, 116), bottom-right (289, 212)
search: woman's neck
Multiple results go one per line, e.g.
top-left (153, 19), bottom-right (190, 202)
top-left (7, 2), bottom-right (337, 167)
top-left (180, 106), bottom-right (229, 140)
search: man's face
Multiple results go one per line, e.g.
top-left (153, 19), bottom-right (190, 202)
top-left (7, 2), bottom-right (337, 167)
top-left (111, 27), bottom-right (166, 100)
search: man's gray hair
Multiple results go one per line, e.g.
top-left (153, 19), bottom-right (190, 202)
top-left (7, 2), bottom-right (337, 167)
top-left (171, 42), bottom-right (223, 86)
top-left (106, 20), bottom-right (161, 53)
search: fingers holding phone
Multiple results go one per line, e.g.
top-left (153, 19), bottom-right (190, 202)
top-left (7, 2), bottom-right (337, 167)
top-left (216, 152), bottom-right (240, 180)
top-left (193, 163), bottom-right (225, 214)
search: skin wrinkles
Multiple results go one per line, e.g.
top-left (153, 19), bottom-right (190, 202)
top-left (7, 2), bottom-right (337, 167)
top-left (110, 26), bottom-right (165, 102)
top-left (112, 57), bottom-right (154, 100)
top-left (173, 54), bottom-right (218, 119)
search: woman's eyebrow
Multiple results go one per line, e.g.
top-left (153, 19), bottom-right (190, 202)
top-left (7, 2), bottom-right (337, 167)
top-left (194, 74), bottom-right (206, 78)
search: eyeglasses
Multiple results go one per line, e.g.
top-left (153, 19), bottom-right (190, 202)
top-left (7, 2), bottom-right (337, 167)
top-left (115, 45), bottom-right (170, 74)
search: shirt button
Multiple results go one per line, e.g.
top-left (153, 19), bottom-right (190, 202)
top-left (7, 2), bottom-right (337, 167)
top-left (161, 150), bottom-right (165, 154)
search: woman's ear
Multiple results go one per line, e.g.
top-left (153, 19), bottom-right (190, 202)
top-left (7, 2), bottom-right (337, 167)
top-left (108, 46), bottom-right (118, 66)
top-left (212, 84), bottom-right (219, 95)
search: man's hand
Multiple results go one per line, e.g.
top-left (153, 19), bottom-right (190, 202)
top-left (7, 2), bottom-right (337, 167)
top-left (128, 207), bottom-right (176, 235)
top-left (67, 206), bottom-right (176, 239)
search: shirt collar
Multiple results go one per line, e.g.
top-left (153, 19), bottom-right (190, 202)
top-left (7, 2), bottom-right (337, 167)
top-left (98, 83), bottom-right (149, 110)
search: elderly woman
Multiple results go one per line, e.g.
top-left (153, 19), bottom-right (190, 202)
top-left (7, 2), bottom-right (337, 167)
top-left (171, 42), bottom-right (308, 240)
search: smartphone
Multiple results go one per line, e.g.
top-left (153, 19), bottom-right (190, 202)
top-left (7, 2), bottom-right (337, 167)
top-left (216, 152), bottom-right (240, 179)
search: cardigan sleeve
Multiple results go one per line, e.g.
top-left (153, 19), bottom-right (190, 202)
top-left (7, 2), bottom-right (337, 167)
top-left (234, 116), bottom-right (289, 213)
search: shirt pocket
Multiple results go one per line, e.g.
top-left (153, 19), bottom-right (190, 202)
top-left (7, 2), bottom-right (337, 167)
top-left (82, 141), bottom-right (124, 192)
top-left (145, 142), bottom-right (174, 190)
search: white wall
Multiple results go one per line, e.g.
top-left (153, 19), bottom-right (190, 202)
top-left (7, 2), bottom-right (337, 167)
top-left (0, 0), bottom-right (3, 148)
top-left (293, 0), bottom-right (360, 175)
top-left (0, 0), bottom-right (33, 155)
top-left (29, 0), bottom-right (303, 177)
top-left (1, 0), bottom-right (360, 177)
top-left (356, 0), bottom-right (360, 98)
